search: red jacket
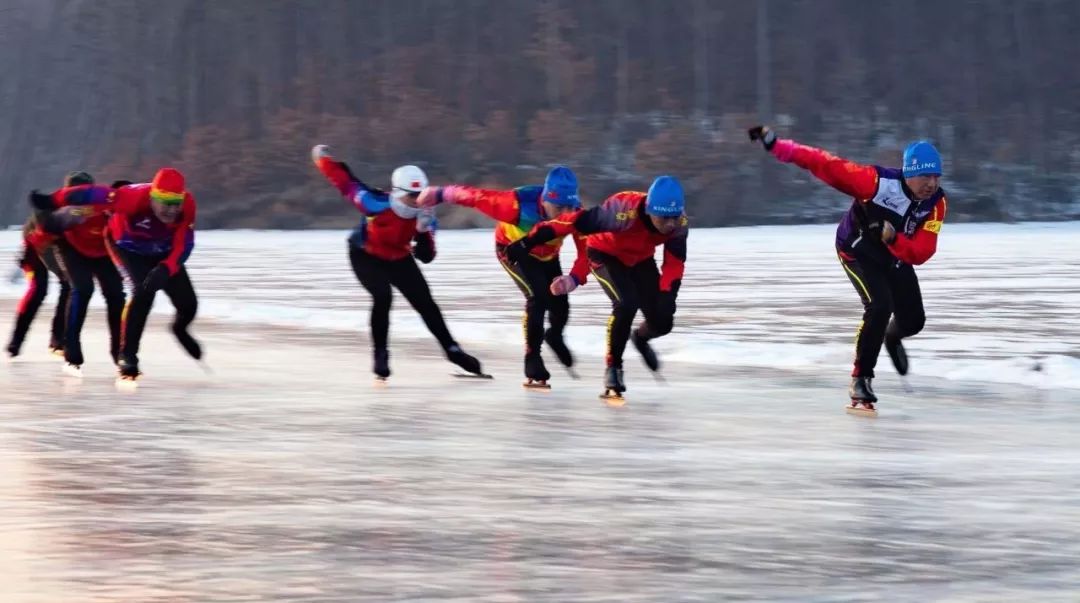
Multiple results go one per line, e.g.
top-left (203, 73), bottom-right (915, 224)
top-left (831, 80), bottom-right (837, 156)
top-left (529, 192), bottom-right (688, 292)
top-left (315, 155), bottom-right (434, 262)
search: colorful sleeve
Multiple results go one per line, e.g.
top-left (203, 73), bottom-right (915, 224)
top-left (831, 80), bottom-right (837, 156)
top-left (161, 195), bottom-right (197, 275)
top-left (52, 184), bottom-right (113, 208)
top-left (888, 197), bottom-right (947, 266)
top-left (659, 223), bottom-right (688, 292)
top-left (314, 156), bottom-right (389, 215)
top-left (770, 140), bottom-right (880, 200)
top-left (568, 233), bottom-right (589, 285)
top-left (441, 186), bottom-right (521, 224)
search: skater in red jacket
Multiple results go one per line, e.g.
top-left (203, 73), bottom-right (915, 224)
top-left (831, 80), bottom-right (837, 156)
top-left (417, 166), bottom-right (587, 388)
top-left (750, 125), bottom-right (948, 414)
top-left (312, 145), bottom-right (486, 380)
top-left (6, 171), bottom-right (92, 359)
top-left (505, 175), bottom-right (688, 399)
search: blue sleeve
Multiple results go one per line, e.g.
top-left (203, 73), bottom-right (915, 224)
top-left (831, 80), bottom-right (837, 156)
top-left (353, 190), bottom-right (391, 215)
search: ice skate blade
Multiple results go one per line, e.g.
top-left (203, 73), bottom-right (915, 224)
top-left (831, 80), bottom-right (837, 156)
top-left (374, 376), bottom-right (389, 387)
top-left (599, 391), bottom-right (626, 407)
top-left (452, 372), bottom-right (493, 380)
top-left (115, 376), bottom-right (140, 391)
top-left (846, 402), bottom-right (878, 418)
top-left (62, 364), bottom-right (83, 378)
top-left (523, 380), bottom-right (551, 390)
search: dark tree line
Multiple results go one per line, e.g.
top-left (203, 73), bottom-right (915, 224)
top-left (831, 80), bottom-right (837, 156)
top-left (2, 0), bottom-right (1078, 229)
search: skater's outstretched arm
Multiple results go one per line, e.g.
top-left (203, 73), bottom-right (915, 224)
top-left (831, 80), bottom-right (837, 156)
top-left (750, 126), bottom-right (879, 200)
top-left (416, 185), bottom-right (522, 224)
top-left (28, 185), bottom-right (112, 234)
top-left (886, 196), bottom-right (948, 266)
top-left (311, 145), bottom-right (392, 215)
top-left (507, 193), bottom-right (640, 262)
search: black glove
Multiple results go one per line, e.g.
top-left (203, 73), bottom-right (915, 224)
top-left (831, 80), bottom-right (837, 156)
top-left (504, 238), bottom-right (532, 264)
top-left (863, 220), bottom-right (897, 244)
top-left (111, 180), bottom-right (133, 188)
top-left (412, 232), bottom-right (435, 264)
top-left (657, 291), bottom-right (677, 318)
top-left (748, 125), bottom-right (777, 151)
top-left (28, 190), bottom-right (55, 211)
top-left (142, 264), bottom-right (170, 292)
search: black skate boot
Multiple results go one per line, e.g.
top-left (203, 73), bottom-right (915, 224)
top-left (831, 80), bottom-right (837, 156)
top-left (847, 376), bottom-right (878, 415)
top-left (630, 329), bottom-right (660, 372)
top-left (446, 344), bottom-right (487, 377)
top-left (63, 341), bottom-right (84, 376)
top-left (602, 366), bottom-right (626, 399)
top-left (885, 334), bottom-right (908, 376)
top-left (373, 348), bottom-right (390, 380)
top-left (524, 353), bottom-right (551, 388)
top-left (117, 354), bottom-right (141, 379)
top-left (543, 329), bottom-right (574, 368)
top-left (172, 324), bottom-right (203, 360)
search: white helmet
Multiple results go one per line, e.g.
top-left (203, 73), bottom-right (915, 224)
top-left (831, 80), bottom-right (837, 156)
top-left (390, 165), bottom-right (428, 199)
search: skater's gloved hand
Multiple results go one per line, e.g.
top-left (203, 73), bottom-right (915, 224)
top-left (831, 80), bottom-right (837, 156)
top-left (311, 144), bottom-right (333, 164)
top-left (657, 291), bottom-right (677, 318)
top-left (143, 264), bottom-right (170, 292)
top-left (416, 186), bottom-right (444, 208)
top-left (50, 206), bottom-right (90, 230)
top-left (748, 125), bottom-right (777, 151)
top-left (549, 274), bottom-right (580, 296)
top-left (504, 238), bottom-right (532, 264)
top-left (110, 179), bottom-right (133, 188)
top-left (880, 221), bottom-right (896, 244)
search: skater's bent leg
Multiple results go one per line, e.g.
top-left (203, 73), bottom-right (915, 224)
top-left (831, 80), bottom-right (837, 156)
top-left (350, 247), bottom-right (392, 351)
top-left (631, 259), bottom-right (673, 339)
top-left (93, 257), bottom-right (126, 363)
top-left (163, 267), bottom-right (201, 359)
top-left (887, 263), bottom-right (925, 339)
top-left (839, 255), bottom-right (892, 378)
top-left (590, 254), bottom-right (638, 368)
top-left (390, 256), bottom-right (456, 351)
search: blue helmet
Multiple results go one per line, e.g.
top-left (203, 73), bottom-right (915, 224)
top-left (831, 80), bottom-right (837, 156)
top-left (902, 141), bottom-right (943, 178)
top-left (541, 166), bottom-right (580, 208)
top-left (645, 175), bottom-right (685, 217)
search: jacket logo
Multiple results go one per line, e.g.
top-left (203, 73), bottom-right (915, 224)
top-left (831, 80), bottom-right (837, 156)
top-left (135, 218), bottom-right (153, 229)
top-left (923, 220), bottom-right (942, 234)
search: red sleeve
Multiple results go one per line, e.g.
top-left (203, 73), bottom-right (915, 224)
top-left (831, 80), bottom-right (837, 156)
top-left (314, 156), bottom-right (360, 199)
top-left (888, 197), bottom-right (946, 266)
top-left (772, 140), bottom-right (880, 200)
top-left (568, 233), bottom-right (589, 285)
top-left (659, 221), bottom-right (688, 292)
top-left (162, 194), bottom-right (196, 275)
top-left (442, 186), bottom-right (521, 224)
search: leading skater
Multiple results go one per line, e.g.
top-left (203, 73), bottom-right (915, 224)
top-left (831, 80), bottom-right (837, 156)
top-left (749, 125), bottom-right (948, 413)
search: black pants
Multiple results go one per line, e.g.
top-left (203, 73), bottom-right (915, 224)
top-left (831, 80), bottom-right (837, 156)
top-left (7, 245), bottom-right (69, 354)
top-left (108, 240), bottom-right (198, 364)
top-left (589, 249), bottom-right (675, 368)
top-left (839, 254), bottom-right (925, 378)
top-left (496, 247), bottom-right (569, 358)
top-left (348, 247), bottom-right (457, 353)
top-left (54, 241), bottom-right (125, 365)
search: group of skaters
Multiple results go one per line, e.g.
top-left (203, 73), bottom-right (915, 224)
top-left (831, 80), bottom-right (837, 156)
top-left (8, 126), bottom-right (948, 410)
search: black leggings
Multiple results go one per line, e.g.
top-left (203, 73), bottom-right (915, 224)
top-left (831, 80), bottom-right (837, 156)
top-left (108, 240), bottom-right (198, 364)
top-left (348, 247), bottom-right (457, 353)
top-left (496, 246), bottom-right (569, 358)
top-left (54, 241), bottom-right (125, 365)
top-left (840, 254), bottom-right (925, 378)
top-left (7, 244), bottom-right (69, 354)
top-left (589, 249), bottom-right (675, 368)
